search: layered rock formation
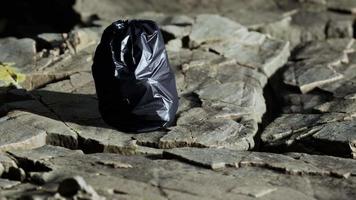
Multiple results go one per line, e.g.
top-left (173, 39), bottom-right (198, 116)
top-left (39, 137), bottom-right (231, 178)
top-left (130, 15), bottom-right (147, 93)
top-left (1, 0), bottom-right (356, 199)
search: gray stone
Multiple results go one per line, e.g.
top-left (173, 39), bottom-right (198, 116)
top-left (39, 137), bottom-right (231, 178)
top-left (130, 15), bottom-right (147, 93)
top-left (0, 153), bottom-right (18, 176)
top-left (293, 38), bottom-right (353, 62)
top-left (311, 121), bottom-right (356, 158)
top-left (0, 105), bottom-right (78, 150)
top-left (164, 148), bottom-right (356, 178)
top-left (281, 92), bottom-right (332, 113)
top-left (318, 52), bottom-right (356, 98)
top-left (283, 61), bottom-right (343, 94)
top-left (68, 27), bottom-right (101, 52)
top-left (0, 35), bottom-right (97, 90)
top-left (196, 80), bottom-right (266, 121)
top-left (189, 14), bottom-right (248, 47)
top-left (326, 19), bottom-right (354, 38)
top-left (314, 99), bottom-right (356, 114)
top-left (9, 145), bottom-right (83, 162)
top-left (37, 33), bottom-right (65, 48)
top-left (291, 11), bottom-right (328, 41)
top-left (5, 10), bottom-right (356, 200)
top-left (0, 183), bottom-right (38, 199)
top-left (4, 146), bottom-right (356, 200)
top-left (0, 179), bottom-right (21, 189)
top-left (159, 115), bottom-right (254, 150)
top-left (259, 7), bottom-right (355, 48)
top-left (0, 112), bottom-right (47, 152)
top-left (68, 122), bottom-right (151, 155)
top-left (73, 0), bottom-right (296, 28)
top-left (283, 39), bottom-right (354, 93)
top-left (166, 38), bottom-right (183, 52)
top-left (261, 113), bottom-right (356, 158)
top-left (204, 34), bottom-right (289, 77)
top-left (188, 15), bottom-right (290, 77)
top-left (0, 38), bottom-right (36, 69)
top-left (169, 15), bottom-right (194, 25)
top-left (161, 25), bottom-right (191, 39)
top-left (325, 0), bottom-right (356, 14)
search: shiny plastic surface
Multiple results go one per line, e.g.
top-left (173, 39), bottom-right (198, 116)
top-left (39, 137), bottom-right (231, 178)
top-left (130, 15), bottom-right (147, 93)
top-left (92, 20), bottom-right (178, 132)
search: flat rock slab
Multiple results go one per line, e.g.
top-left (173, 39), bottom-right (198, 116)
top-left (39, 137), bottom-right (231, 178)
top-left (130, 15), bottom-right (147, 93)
top-left (315, 98), bottom-right (356, 114)
top-left (163, 148), bottom-right (356, 177)
top-left (0, 38), bottom-right (36, 69)
top-left (2, 146), bottom-right (356, 199)
top-left (316, 52), bottom-right (356, 98)
top-left (261, 112), bottom-right (356, 158)
top-left (189, 15), bottom-right (290, 77)
top-left (0, 112), bottom-right (47, 152)
top-left (283, 38), bottom-right (354, 93)
top-left (0, 28), bottom-right (101, 90)
top-left (1, 110), bottom-right (78, 151)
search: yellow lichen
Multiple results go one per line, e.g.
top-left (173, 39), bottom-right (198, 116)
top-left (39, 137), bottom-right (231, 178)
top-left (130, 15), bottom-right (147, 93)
top-left (0, 62), bottom-right (26, 87)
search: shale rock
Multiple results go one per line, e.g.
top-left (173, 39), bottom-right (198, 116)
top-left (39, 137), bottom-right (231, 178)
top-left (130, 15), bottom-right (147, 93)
top-left (261, 113), bottom-right (356, 158)
top-left (0, 14), bottom-right (289, 152)
top-left (2, 146), bottom-right (356, 199)
top-left (2, 7), bottom-right (355, 199)
top-left (0, 27), bottom-right (101, 90)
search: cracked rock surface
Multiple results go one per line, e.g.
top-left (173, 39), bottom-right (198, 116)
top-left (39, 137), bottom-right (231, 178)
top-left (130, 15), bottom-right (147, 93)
top-left (1, 1), bottom-right (356, 199)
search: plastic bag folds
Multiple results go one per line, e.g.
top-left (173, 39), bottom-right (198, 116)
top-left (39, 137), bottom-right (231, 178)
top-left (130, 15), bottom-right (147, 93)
top-left (92, 19), bottom-right (178, 132)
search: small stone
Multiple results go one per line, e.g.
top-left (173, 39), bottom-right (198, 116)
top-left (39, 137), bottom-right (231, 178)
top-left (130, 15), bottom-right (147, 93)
top-left (68, 28), bottom-right (101, 52)
top-left (37, 33), bottom-right (65, 48)
top-left (58, 176), bottom-right (103, 199)
top-left (326, 19), bottom-right (353, 38)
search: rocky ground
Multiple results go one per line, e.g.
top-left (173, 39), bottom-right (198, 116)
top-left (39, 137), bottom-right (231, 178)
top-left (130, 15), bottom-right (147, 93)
top-left (1, 0), bottom-right (356, 199)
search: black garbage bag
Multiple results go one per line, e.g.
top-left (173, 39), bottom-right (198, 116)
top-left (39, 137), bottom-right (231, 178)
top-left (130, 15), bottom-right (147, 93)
top-left (92, 20), bottom-right (178, 132)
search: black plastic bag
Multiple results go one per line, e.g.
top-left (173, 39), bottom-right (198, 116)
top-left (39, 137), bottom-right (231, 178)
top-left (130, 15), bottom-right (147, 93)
top-left (92, 20), bottom-right (178, 132)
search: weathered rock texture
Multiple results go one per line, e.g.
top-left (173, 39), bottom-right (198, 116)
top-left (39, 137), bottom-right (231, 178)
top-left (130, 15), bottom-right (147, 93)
top-left (1, 0), bottom-right (356, 199)
top-left (262, 37), bottom-right (356, 158)
top-left (0, 14), bottom-right (289, 155)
